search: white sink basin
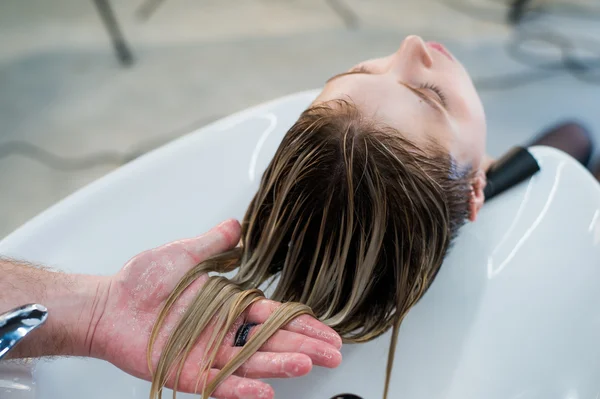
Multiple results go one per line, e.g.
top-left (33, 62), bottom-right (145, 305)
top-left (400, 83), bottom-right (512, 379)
top-left (2, 89), bottom-right (600, 399)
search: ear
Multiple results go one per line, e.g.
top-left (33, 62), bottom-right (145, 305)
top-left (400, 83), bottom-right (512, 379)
top-left (469, 169), bottom-right (487, 222)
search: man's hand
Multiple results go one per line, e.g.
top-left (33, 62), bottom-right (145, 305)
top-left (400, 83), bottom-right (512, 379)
top-left (90, 219), bottom-right (343, 399)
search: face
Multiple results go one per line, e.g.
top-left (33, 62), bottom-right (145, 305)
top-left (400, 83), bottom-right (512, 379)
top-left (314, 35), bottom-right (487, 172)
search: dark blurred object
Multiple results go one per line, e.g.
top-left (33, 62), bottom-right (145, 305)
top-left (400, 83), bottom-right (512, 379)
top-left (484, 147), bottom-right (540, 202)
top-left (508, 0), bottom-right (532, 24)
top-left (92, 0), bottom-right (134, 66)
top-left (528, 121), bottom-right (594, 167)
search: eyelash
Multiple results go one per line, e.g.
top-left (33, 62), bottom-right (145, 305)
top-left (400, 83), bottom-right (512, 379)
top-left (420, 83), bottom-right (448, 108)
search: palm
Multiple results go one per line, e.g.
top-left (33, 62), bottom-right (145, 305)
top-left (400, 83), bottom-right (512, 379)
top-left (91, 220), bottom-right (342, 399)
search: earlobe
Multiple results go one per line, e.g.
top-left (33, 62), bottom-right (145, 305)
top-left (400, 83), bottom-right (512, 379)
top-left (468, 170), bottom-right (487, 222)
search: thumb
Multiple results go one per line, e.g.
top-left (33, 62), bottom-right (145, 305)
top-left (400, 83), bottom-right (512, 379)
top-left (179, 219), bottom-right (242, 263)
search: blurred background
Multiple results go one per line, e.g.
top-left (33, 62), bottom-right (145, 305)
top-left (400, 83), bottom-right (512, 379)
top-left (1, 0), bottom-right (599, 239)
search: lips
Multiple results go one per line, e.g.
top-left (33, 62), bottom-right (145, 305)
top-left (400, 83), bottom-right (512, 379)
top-left (427, 41), bottom-right (453, 61)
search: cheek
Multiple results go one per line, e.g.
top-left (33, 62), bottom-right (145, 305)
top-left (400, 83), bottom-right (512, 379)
top-left (454, 83), bottom-right (484, 120)
top-left (454, 110), bottom-right (486, 167)
top-left (449, 62), bottom-right (485, 119)
top-left (466, 121), bottom-right (487, 168)
top-left (470, 99), bottom-right (487, 150)
top-left (454, 83), bottom-right (487, 149)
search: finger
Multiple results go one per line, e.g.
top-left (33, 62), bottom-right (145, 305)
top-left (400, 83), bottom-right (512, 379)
top-left (246, 299), bottom-right (342, 349)
top-left (169, 366), bottom-right (274, 399)
top-left (216, 351), bottom-right (313, 379)
top-left (218, 327), bottom-right (342, 369)
top-left (255, 327), bottom-right (342, 368)
top-left (179, 219), bottom-right (241, 263)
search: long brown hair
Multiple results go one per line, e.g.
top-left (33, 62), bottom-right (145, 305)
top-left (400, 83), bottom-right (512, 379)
top-left (148, 99), bottom-right (473, 399)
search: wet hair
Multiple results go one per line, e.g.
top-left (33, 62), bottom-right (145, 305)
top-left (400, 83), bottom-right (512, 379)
top-left (147, 99), bottom-right (473, 399)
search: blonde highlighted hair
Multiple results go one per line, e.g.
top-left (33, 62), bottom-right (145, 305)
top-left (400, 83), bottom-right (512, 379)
top-left (148, 100), bottom-right (473, 399)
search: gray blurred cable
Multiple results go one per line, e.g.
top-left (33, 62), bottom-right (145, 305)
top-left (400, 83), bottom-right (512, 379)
top-left (0, 141), bottom-right (139, 170)
top-left (0, 114), bottom-right (223, 171)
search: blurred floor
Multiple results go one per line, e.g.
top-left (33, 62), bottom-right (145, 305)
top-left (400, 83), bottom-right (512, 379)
top-left (1, 0), bottom-right (599, 238)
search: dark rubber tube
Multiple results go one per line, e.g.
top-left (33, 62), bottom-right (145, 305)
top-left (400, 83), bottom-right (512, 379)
top-left (484, 146), bottom-right (540, 202)
top-left (234, 323), bottom-right (258, 347)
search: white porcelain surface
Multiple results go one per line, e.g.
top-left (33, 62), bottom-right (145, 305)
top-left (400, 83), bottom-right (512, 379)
top-left (1, 90), bottom-right (600, 399)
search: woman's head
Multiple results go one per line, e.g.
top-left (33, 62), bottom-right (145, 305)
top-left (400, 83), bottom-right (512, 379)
top-left (316, 35), bottom-right (487, 218)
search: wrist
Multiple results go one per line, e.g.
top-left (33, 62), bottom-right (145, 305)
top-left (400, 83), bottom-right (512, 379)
top-left (1, 260), bottom-right (111, 358)
top-left (51, 273), bottom-right (112, 358)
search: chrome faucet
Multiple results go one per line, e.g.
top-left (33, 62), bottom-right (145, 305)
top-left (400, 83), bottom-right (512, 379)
top-left (0, 304), bottom-right (48, 360)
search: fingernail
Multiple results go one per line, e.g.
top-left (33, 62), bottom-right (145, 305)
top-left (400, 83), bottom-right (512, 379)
top-left (217, 219), bottom-right (231, 228)
top-left (283, 355), bottom-right (312, 377)
top-left (333, 349), bottom-right (342, 365)
top-left (319, 349), bottom-right (342, 367)
top-left (332, 334), bottom-right (343, 349)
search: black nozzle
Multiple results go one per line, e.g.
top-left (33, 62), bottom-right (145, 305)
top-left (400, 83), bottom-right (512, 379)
top-left (484, 146), bottom-right (540, 202)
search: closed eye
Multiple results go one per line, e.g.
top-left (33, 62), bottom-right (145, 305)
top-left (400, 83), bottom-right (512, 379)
top-left (400, 83), bottom-right (447, 116)
top-left (419, 83), bottom-right (448, 108)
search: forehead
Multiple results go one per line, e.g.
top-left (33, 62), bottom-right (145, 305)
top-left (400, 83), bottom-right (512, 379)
top-left (314, 73), bottom-right (455, 150)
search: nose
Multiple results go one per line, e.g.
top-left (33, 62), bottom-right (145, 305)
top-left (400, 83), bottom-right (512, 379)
top-left (392, 35), bottom-right (433, 71)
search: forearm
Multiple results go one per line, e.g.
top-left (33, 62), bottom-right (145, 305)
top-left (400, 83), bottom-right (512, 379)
top-left (0, 258), bottom-right (110, 359)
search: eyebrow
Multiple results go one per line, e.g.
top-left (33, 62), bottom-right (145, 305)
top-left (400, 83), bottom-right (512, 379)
top-left (326, 69), bottom-right (444, 115)
top-left (325, 68), bottom-right (373, 83)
